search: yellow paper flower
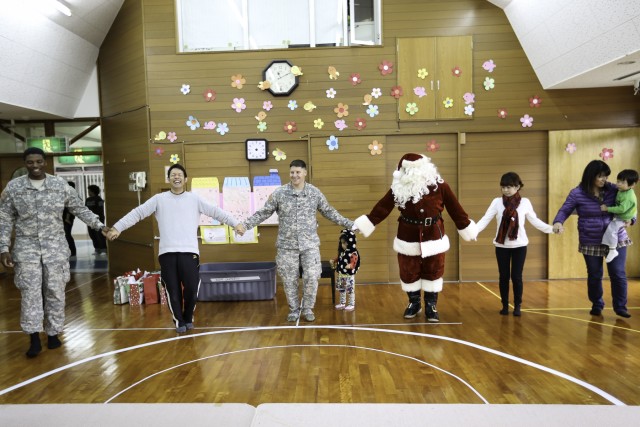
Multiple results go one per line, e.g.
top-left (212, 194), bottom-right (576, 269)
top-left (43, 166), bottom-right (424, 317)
top-left (417, 68), bottom-right (428, 79)
top-left (272, 148), bottom-right (287, 161)
top-left (368, 141), bottom-right (383, 155)
top-left (314, 118), bottom-right (324, 129)
top-left (443, 97), bottom-right (454, 108)
top-left (169, 154), bottom-right (180, 164)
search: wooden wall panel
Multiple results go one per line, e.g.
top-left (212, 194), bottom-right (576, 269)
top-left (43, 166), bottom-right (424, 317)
top-left (549, 128), bottom-right (640, 279)
top-left (459, 132), bottom-right (549, 282)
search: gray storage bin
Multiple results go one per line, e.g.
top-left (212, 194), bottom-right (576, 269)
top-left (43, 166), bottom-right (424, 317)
top-left (198, 262), bottom-right (277, 301)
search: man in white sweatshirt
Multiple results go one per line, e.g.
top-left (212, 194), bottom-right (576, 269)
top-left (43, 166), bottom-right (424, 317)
top-left (108, 164), bottom-right (243, 333)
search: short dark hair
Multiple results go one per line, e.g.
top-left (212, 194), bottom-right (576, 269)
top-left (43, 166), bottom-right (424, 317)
top-left (617, 169), bottom-right (639, 186)
top-left (88, 184), bottom-right (101, 195)
top-left (580, 160), bottom-right (611, 194)
top-left (500, 172), bottom-right (524, 189)
top-left (289, 159), bottom-right (306, 169)
top-left (23, 147), bottom-right (45, 160)
top-left (167, 163), bottom-right (187, 178)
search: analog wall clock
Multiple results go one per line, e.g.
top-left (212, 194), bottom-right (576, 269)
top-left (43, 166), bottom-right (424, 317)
top-left (246, 138), bottom-right (268, 161)
top-left (262, 60), bottom-right (299, 96)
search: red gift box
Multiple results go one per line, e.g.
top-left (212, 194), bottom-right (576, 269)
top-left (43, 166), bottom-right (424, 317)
top-left (143, 273), bottom-right (161, 304)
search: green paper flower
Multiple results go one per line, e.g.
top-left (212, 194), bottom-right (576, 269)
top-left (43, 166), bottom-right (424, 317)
top-left (405, 102), bottom-right (419, 115)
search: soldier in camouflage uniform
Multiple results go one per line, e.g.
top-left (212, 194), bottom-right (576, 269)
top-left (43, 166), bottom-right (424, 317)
top-left (0, 148), bottom-right (107, 358)
top-left (241, 159), bottom-right (354, 322)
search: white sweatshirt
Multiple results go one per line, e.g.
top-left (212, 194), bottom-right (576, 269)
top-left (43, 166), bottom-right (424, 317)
top-left (476, 197), bottom-right (553, 248)
top-left (113, 191), bottom-right (239, 255)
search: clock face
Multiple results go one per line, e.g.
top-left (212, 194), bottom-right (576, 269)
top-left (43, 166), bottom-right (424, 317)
top-left (246, 139), bottom-right (268, 161)
top-left (263, 60), bottom-right (299, 96)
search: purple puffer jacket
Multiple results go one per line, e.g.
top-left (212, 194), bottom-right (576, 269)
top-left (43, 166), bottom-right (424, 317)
top-left (553, 182), bottom-right (630, 245)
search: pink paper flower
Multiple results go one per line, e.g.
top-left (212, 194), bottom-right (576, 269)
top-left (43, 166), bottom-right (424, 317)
top-left (378, 60), bottom-right (393, 76)
top-left (452, 66), bottom-right (462, 77)
top-left (482, 59), bottom-right (496, 72)
top-left (231, 98), bottom-right (246, 113)
top-left (203, 89), bottom-right (216, 102)
top-left (520, 114), bottom-right (534, 127)
top-left (263, 101), bottom-right (273, 111)
top-left (284, 121), bottom-right (297, 134)
top-left (350, 73), bottom-right (362, 86)
top-left (599, 148), bottom-right (614, 161)
top-left (426, 140), bottom-right (439, 152)
top-left (497, 108), bottom-right (508, 119)
top-left (565, 143), bottom-right (577, 154)
top-left (529, 95), bottom-right (542, 108)
top-left (355, 117), bottom-right (367, 130)
top-left (167, 132), bottom-right (177, 142)
top-left (390, 86), bottom-right (403, 99)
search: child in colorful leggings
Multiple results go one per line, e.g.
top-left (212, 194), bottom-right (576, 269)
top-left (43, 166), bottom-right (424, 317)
top-left (330, 229), bottom-right (360, 311)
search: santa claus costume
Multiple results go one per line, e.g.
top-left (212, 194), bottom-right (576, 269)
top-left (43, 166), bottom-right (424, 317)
top-left (354, 153), bottom-right (478, 321)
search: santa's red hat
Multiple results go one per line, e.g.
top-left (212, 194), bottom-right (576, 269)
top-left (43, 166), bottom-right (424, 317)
top-left (393, 153), bottom-right (428, 180)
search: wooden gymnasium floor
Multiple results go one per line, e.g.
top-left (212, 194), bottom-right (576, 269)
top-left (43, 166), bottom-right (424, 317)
top-left (0, 249), bottom-right (639, 424)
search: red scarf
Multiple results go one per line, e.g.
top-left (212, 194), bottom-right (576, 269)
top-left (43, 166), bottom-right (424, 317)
top-left (496, 193), bottom-right (521, 244)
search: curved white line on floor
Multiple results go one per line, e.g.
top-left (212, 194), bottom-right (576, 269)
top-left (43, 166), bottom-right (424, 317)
top-left (0, 325), bottom-right (625, 405)
top-left (104, 344), bottom-right (488, 404)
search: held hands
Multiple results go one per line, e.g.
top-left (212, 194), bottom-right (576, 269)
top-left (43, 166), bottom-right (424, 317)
top-left (106, 228), bottom-right (121, 241)
top-left (600, 204), bottom-right (609, 212)
top-left (329, 259), bottom-right (336, 269)
top-left (234, 223), bottom-right (246, 236)
top-left (101, 226), bottom-right (111, 237)
top-left (552, 222), bottom-right (564, 234)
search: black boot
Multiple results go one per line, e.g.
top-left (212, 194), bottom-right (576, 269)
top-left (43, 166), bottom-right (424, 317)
top-left (26, 332), bottom-right (41, 358)
top-left (513, 305), bottom-right (521, 317)
top-left (403, 291), bottom-right (422, 319)
top-left (425, 292), bottom-right (439, 322)
top-left (48, 334), bottom-right (62, 349)
top-left (500, 304), bottom-right (509, 315)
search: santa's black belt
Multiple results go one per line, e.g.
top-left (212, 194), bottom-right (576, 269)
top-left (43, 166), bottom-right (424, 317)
top-left (400, 215), bottom-right (441, 226)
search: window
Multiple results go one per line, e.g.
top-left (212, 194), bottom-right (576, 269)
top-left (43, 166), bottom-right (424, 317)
top-left (176, 0), bottom-right (381, 53)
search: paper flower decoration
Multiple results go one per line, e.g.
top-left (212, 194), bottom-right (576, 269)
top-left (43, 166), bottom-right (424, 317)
top-left (599, 148), bottom-right (614, 161)
top-left (378, 60), bottom-right (393, 76)
top-left (334, 103), bottom-right (349, 118)
top-left (167, 132), bottom-right (177, 142)
top-left (443, 97), bottom-right (454, 108)
top-left (216, 122), bottom-right (229, 135)
top-left (371, 88), bottom-right (382, 98)
top-left (464, 105), bottom-right (475, 116)
top-left (390, 86), bottom-right (403, 99)
top-left (255, 111), bottom-right (267, 122)
top-left (186, 116), bottom-right (200, 130)
top-left (366, 105), bottom-right (379, 118)
top-left (413, 87), bottom-right (426, 98)
top-left (303, 101), bottom-right (316, 112)
top-left (203, 89), bottom-right (216, 102)
top-left (529, 95), bottom-right (542, 108)
top-left (463, 92), bottom-right (475, 104)
top-left (565, 143), bottom-right (577, 154)
top-left (452, 66), bottom-right (462, 77)
top-left (203, 121), bottom-right (216, 130)
top-left (497, 108), bottom-right (508, 119)
top-left (326, 88), bottom-right (337, 98)
top-left (284, 121), bottom-right (297, 134)
top-left (231, 74), bottom-right (246, 89)
top-left (314, 118), bottom-right (324, 129)
top-left (520, 114), bottom-right (534, 127)
top-left (263, 101), bottom-right (273, 111)
top-left (355, 118), bottom-right (367, 130)
top-left (483, 59), bottom-right (496, 72)
top-left (326, 135), bottom-right (339, 151)
top-left (154, 147), bottom-right (164, 156)
top-left (369, 140), bottom-right (383, 155)
top-left (154, 131), bottom-right (166, 141)
top-left (328, 66), bottom-right (340, 80)
top-left (350, 73), bottom-right (362, 86)
top-left (287, 100), bottom-right (298, 111)
top-left (273, 148), bottom-right (286, 161)
top-left (484, 77), bottom-right (495, 90)
top-left (426, 140), bottom-right (439, 152)
top-left (257, 122), bottom-right (267, 132)
top-left (231, 98), bottom-right (246, 113)
top-left (405, 102), bottom-right (419, 115)
top-left (169, 154), bottom-right (180, 164)
top-left (417, 68), bottom-right (429, 79)
top-left (363, 94), bottom-right (372, 105)
top-left (180, 84), bottom-right (190, 95)
top-left (334, 119), bottom-right (348, 131)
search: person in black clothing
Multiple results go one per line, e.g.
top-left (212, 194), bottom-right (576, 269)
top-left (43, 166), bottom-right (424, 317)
top-left (63, 181), bottom-right (76, 258)
top-left (85, 185), bottom-right (107, 255)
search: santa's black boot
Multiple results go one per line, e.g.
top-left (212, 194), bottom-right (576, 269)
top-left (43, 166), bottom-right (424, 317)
top-left (425, 292), bottom-right (440, 322)
top-left (403, 291), bottom-right (422, 319)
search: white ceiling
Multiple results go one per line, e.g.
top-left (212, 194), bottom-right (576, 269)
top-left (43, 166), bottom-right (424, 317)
top-left (0, 0), bottom-right (639, 122)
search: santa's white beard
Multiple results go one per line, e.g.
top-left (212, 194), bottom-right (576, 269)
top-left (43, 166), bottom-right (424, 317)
top-left (391, 160), bottom-right (443, 208)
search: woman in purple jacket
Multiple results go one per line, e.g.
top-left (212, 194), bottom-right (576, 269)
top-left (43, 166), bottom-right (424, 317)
top-left (552, 160), bottom-right (632, 318)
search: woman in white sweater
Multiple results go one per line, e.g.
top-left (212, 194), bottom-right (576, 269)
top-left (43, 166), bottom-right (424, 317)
top-left (476, 172), bottom-right (553, 316)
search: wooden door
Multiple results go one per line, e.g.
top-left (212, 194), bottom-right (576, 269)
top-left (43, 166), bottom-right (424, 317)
top-left (435, 36), bottom-right (473, 120)
top-left (397, 37), bottom-right (437, 120)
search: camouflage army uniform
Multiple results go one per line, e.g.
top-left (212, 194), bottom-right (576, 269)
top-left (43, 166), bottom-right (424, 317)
top-left (243, 182), bottom-right (353, 313)
top-left (0, 174), bottom-right (105, 335)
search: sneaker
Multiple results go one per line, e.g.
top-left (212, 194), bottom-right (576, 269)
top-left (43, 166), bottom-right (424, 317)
top-left (287, 310), bottom-right (300, 322)
top-left (605, 249), bottom-right (618, 263)
top-left (344, 304), bottom-right (355, 312)
top-left (615, 310), bottom-right (631, 318)
top-left (176, 325), bottom-right (187, 333)
top-left (335, 303), bottom-right (345, 310)
top-left (186, 323), bottom-right (195, 330)
top-left (302, 309), bottom-right (315, 322)
top-left (403, 302), bottom-right (422, 319)
top-left (425, 302), bottom-right (439, 322)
